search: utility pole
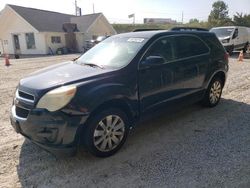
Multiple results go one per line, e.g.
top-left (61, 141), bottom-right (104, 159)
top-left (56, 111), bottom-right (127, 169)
top-left (75, 0), bottom-right (82, 16)
top-left (93, 3), bottom-right (95, 13)
top-left (75, 0), bottom-right (78, 16)
top-left (182, 11), bottom-right (184, 24)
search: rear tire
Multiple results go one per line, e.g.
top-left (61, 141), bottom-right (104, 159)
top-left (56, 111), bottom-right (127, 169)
top-left (83, 108), bottom-right (129, 157)
top-left (201, 77), bottom-right (223, 107)
top-left (228, 46), bottom-right (234, 55)
top-left (243, 43), bottom-right (249, 53)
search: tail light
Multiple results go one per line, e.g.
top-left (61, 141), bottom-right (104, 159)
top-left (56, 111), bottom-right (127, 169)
top-left (224, 52), bottom-right (229, 62)
top-left (224, 52), bottom-right (229, 71)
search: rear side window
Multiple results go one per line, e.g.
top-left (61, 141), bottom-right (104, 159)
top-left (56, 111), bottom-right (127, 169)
top-left (202, 35), bottom-right (225, 56)
top-left (174, 35), bottom-right (209, 59)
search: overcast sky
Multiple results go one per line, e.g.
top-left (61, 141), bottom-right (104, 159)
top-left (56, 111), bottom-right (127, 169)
top-left (0, 0), bottom-right (249, 23)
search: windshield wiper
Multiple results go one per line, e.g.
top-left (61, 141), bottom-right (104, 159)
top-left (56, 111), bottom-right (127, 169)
top-left (83, 63), bottom-right (104, 69)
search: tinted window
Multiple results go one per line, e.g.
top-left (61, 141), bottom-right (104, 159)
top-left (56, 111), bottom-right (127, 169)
top-left (175, 36), bottom-right (209, 59)
top-left (202, 35), bottom-right (225, 56)
top-left (210, 28), bottom-right (234, 37)
top-left (144, 37), bottom-right (174, 62)
top-left (233, 28), bottom-right (238, 38)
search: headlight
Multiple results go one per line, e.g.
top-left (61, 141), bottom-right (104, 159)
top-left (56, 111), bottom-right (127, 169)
top-left (37, 85), bottom-right (77, 112)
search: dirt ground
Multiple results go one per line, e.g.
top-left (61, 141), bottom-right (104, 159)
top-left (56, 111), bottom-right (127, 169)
top-left (0, 54), bottom-right (250, 188)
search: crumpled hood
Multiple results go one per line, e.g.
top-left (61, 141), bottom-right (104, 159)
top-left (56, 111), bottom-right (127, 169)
top-left (19, 61), bottom-right (111, 91)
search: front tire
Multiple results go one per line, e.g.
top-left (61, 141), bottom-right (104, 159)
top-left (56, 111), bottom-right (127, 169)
top-left (228, 46), bottom-right (234, 55)
top-left (83, 108), bottom-right (129, 157)
top-left (202, 77), bottom-right (223, 107)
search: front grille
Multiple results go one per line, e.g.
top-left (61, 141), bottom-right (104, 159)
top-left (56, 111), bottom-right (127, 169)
top-left (16, 106), bottom-right (29, 119)
top-left (18, 90), bottom-right (35, 101)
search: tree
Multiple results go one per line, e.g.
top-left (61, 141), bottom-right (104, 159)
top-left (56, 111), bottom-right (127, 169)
top-left (189, 18), bottom-right (199, 24)
top-left (208, 1), bottom-right (232, 27)
top-left (233, 12), bottom-right (250, 27)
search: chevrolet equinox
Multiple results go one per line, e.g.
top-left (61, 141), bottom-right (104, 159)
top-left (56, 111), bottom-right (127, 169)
top-left (10, 30), bottom-right (229, 157)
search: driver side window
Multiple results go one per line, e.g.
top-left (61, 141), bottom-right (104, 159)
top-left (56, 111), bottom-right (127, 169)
top-left (143, 37), bottom-right (174, 62)
top-left (233, 28), bottom-right (238, 38)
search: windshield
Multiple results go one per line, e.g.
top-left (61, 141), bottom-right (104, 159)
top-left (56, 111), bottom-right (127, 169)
top-left (210, 28), bottom-right (234, 38)
top-left (76, 36), bottom-right (147, 69)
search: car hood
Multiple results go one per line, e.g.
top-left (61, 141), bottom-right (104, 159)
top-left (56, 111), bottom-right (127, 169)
top-left (19, 61), bottom-right (112, 91)
top-left (218, 36), bottom-right (230, 41)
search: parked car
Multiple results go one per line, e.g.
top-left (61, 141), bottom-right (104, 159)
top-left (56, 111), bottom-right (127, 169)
top-left (85, 36), bottom-right (110, 52)
top-left (210, 26), bottom-right (250, 54)
top-left (10, 30), bottom-right (229, 157)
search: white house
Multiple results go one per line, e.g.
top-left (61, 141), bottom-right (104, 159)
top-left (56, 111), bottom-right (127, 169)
top-left (0, 4), bottom-right (116, 55)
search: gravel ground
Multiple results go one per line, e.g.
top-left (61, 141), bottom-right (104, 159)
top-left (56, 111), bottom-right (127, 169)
top-left (0, 54), bottom-right (250, 188)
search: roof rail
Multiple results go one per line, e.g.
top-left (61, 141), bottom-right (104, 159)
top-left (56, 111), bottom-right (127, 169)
top-left (170, 27), bottom-right (208, 31)
top-left (133, 28), bottom-right (164, 32)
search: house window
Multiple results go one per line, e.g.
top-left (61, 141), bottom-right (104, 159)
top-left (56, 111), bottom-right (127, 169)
top-left (25, 33), bottom-right (36, 49)
top-left (51, 36), bottom-right (61, 44)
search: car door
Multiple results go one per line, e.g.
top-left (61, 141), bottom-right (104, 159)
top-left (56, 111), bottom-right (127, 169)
top-left (138, 35), bottom-right (210, 114)
top-left (232, 28), bottom-right (241, 49)
top-left (173, 35), bottom-right (210, 95)
top-left (138, 36), bottom-right (178, 113)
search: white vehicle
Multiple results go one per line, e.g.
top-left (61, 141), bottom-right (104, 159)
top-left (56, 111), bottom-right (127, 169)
top-left (210, 26), bottom-right (250, 54)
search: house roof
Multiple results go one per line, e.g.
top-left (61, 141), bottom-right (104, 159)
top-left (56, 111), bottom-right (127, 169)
top-left (7, 4), bottom-right (102, 33)
top-left (71, 13), bottom-right (102, 33)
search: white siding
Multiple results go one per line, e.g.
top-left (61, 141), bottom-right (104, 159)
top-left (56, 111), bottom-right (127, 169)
top-left (75, 32), bottom-right (85, 53)
top-left (0, 6), bottom-right (47, 54)
top-left (87, 15), bottom-right (117, 38)
top-left (43, 32), bottom-right (66, 54)
top-left (82, 15), bottom-right (117, 50)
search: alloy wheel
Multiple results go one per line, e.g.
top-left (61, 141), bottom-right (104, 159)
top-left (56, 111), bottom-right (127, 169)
top-left (209, 81), bottom-right (222, 104)
top-left (93, 115), bottom-right (125, 152)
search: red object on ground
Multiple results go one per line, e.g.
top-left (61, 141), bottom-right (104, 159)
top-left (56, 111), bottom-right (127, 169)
top-left (4, 54), bottom-right (10, 66)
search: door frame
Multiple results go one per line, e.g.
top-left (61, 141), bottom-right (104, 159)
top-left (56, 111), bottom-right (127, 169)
top-left (12, 34), bottom-right (21, 54)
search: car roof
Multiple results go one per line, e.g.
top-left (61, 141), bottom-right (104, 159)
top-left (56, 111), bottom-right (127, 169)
top-left (113, 30), bottom-right (167, 39)
top-left (113, 30), bottom-right (213, 39)
top-left (211, 26), bottom-right (248, 30)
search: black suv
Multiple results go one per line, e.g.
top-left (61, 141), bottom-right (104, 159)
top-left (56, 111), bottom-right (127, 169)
top-left (10, 30), bottom-right (229, 157)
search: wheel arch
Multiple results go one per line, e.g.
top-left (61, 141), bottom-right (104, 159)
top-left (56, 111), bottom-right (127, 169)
top-left (75, 99), bottom-right (138, 140)
top-left (75, 98), bottom-right (136, 146)
top-left (206, 70), bottom-right (226, 88)
top-left (88, 99), bottom-right (137, 126)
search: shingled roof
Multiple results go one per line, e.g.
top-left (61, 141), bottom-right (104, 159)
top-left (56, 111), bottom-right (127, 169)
top-left (8, 4), bottom-right (102, 33)
top-left (71, 13), bottom-right (102, 33)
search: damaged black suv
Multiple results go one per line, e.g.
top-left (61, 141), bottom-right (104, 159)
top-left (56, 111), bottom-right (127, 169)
top-left (10, 29), bottom-right (228, 157)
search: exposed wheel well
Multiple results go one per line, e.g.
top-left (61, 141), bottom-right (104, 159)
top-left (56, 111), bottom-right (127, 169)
top-left (75, 99), bottom-right (136, 146)
top-left (90, 99), bottom-right (135, 124)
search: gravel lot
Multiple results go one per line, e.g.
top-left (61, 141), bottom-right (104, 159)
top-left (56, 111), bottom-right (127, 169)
top-left (0, 54), bottom-right (250, 188)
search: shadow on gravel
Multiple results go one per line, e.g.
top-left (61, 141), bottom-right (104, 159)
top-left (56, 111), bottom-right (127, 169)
top-left (17, 98), bottom-right (250, 187)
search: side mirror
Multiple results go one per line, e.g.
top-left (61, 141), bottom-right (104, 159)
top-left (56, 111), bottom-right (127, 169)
top-left (142, 56), bottom-right (165, 67)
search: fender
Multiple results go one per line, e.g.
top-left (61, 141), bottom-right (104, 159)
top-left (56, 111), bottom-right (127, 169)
top-left (71, 81), bottom-right (139, 118)
top-left (205, 69), bottom-right (227, 89)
